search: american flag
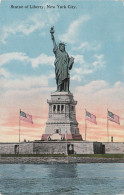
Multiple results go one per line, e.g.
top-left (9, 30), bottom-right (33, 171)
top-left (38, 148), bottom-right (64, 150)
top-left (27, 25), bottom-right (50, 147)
top-left (20, 110), bottom-right (33, 124)
top-left (108, 110), bottom-right (120, 125)
top-left (85, 110), bottom-right (97, 124)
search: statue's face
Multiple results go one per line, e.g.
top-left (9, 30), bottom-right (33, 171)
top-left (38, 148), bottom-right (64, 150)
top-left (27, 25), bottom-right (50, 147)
top-left (59, 44), bottom-right (65, 52)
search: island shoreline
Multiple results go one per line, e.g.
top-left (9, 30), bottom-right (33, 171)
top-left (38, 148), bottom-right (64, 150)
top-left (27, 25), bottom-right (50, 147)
top-left (0, 156), bottom-right (124, 164)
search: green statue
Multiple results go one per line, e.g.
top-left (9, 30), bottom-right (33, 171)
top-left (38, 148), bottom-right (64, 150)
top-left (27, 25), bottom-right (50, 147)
top-left (50, 26), bottom-right (74, 92)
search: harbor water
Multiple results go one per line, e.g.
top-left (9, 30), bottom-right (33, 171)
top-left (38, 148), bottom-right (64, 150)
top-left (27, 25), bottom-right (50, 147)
top-left (0, 163), bottom-right (124, 195)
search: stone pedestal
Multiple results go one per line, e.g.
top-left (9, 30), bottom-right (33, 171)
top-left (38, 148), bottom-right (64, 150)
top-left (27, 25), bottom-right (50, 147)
top-left (41, 92), bottom-right (82, 140)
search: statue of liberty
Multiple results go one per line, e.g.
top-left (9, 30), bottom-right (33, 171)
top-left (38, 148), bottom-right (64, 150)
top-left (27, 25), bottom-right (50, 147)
top-left (50, 27), bottom-right (74, 92)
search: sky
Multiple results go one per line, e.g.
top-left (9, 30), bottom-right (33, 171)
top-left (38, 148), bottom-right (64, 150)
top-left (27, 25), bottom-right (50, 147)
top-left (0, 0), bottom-right (124, 142)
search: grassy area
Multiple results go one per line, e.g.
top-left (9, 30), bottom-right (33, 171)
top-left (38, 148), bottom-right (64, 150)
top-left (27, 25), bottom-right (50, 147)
top-left (0, 154), bottom-right (124, 158)
top-left (69, 154), bottom-right (124, 158)
top-left (0, 154), bottom-right (66, 157)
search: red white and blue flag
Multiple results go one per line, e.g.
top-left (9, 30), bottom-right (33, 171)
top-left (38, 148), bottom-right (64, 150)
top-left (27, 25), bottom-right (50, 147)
top-left (20, 110), bottom-right (33, 124)
top-left (108, 110), bottom-right (120, 125)
top-left (85, 110), bottom-right (97, 124)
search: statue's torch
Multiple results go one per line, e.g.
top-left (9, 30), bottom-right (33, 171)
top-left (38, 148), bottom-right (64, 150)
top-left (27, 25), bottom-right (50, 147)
top-left (50, 26), bottom-right (55, 40)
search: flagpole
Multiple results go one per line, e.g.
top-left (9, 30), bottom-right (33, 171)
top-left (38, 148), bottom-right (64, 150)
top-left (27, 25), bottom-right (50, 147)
top-left (66, 130), bottom-right (68, 156)
top-left (19, 109), bottom-right (21, 143)
top-left (107, 109), bottom-right (109, 142)
top-left (85, 109), bottom-right (87, 141)
top-left (85, 119), bottom-right (87, 141)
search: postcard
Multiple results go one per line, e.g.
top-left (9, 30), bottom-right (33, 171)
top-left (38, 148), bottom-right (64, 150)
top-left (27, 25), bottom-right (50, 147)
top-left (0, 1), bottom-right (124, 195)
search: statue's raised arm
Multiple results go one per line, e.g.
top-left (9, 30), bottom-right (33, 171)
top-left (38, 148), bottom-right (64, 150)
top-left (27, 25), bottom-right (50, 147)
top-left (50, 27), bottom-right (74, 92)
top-left (50, 26), bottom-right (57, 49)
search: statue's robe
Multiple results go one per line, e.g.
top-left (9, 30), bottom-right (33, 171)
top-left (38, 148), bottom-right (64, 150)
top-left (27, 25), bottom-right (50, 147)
top-left (53, 46), bottom-right (70, 89)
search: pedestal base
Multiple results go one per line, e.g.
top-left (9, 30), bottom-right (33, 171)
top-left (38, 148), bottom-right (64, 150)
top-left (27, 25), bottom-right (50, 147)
top-left (41, 92), bottom-right (82, 141)
top-left (42, 133), bottom-right (82, 141)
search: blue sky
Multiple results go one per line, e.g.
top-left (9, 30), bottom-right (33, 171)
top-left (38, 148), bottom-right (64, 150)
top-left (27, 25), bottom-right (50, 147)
top-left (0, 0), bottom-right (124, 86)
top-left (0, 0), bottom-right (124, 142)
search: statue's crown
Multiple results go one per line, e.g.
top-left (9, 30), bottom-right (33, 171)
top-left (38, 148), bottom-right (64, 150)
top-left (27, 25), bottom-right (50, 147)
top-left (59, 41), bottom-right (66, 46)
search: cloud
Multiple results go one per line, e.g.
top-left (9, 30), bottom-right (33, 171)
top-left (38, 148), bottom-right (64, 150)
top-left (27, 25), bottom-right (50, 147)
top-left (74, 80), bottom-right (124, 112)
top-left (75, 80), bottom-right (109, 94)
top-left (0, 52), bottom-right (54, 68)
top-left (71, 54), bottom-right (105, 81)
top-left (0, 73), bottom-right (55, 111)
top-left (30, 54), bottom-right (54, 68)
top-left (0, 68), bottom-right (10, 78)
top-left (73, 55), bottom-right (85, 65)
top-left (72, 41), bottom-right (101, 52)
top-left (1, 75), bottom-right (51, 90)
top-left (71, 74), bottom-right (82, 82)
top-left (0, 52), bottom-right (29, 67)
top-left (59, 15), bottom-right (90, 44)
top-left (0, 12), bottom-right (59, 44)
top-left (93, 54), bottom-right (105, 68)
top-left (114, 81), bottom-right (124, 87)
top-left (0, 86), bottom-right (55, 113)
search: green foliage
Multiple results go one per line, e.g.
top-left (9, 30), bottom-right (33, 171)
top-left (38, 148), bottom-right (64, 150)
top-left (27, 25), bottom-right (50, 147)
top-left (1, 154), bottom-right (124, 158)
top-left (1, 154), bottom-right (66, 157)
top-left (68, 154), bottom-right (124, 158)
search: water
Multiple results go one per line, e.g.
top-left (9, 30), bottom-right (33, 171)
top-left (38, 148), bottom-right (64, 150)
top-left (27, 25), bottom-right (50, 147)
top-left (0, 163), bottom-right (124, 195)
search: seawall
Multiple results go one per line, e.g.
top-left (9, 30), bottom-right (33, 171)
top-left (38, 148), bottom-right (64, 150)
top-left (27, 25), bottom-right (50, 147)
top-left (0, 141), bottom-right (103, 155)
top-left (0, 156), bottom-right (124, 164)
